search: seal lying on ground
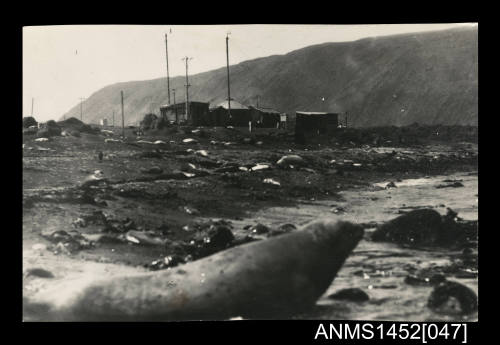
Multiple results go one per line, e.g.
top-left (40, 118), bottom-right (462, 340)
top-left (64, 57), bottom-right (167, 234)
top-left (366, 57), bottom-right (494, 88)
top-left (24, 219), bottom-right (363, 321)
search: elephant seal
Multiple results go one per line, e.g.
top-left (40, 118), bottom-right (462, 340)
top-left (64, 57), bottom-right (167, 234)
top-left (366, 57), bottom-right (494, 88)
top-left (24, 219), bottom-right (363, 321)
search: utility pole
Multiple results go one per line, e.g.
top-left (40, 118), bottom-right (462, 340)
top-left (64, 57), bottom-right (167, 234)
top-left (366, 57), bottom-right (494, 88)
top-left (345, 111), bottom-right (348, 128)
top-left (226, 33), bottom-right (232, 119)
top-left (121, 91), bottom-right (125, 138)
top-left (79, 97), bottom-right (85, 122)
top-left (165, 32), bottom-right (171, 105)
top-left (256, 95), bottom-right (260, 108)
top-left (172, 88), bottom-right (178, 124)
top-left (112, 110), bottom-right (115, 127)
top-left (182, 56), bottom-right (192, 123)
top-left (31, 97), bottom-right (34, 117)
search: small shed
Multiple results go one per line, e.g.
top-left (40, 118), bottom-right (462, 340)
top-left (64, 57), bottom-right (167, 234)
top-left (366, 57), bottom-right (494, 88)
top-left (160, 101), bottom-right (209, 126)
top-left (248, 106), bottom-right (281, 128)
top-left (295, 111), bottom-right (339, 143)
top-left (209, 100), bottom-right (251, 127)
top-left (100, 118), bottom-right (108, 127)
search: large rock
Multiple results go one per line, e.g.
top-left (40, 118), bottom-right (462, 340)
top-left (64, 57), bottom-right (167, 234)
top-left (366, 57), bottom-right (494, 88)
top-left (372, 209), bottom-right (443, 246)
top-left (427, 281), bottom-right (477, 314)
top-left (328, 288), bottom-right (369, 302)
top-left (371, 209), bottom-right (477, 247)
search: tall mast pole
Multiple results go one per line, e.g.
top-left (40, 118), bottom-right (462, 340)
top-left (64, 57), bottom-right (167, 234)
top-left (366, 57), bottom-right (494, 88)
top-left (226, 33), bottom-right (231, 119)
top-left (182, 57), bottom-right (192, 123)
top-left (121, 91), bottom-right (125, 138)
top-left (172, 88), bottom-right (178, 124)
top-left (165, 33), bottom-right (171, 105)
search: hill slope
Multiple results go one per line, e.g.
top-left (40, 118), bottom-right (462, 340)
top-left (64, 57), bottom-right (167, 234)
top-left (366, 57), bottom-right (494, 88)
top-left (61, 27), bottom-right (478, 127)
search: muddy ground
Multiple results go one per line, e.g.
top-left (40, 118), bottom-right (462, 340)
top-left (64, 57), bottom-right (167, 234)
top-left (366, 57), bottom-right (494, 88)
top-left (22, 124), bottom-right (478, 321)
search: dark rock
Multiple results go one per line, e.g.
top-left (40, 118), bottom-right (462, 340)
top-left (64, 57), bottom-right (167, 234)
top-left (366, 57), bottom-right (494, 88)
top-left (328, 288), bottom-right (369, 302)
top-left (462, 247), bottom-right (474, 256)
top-left (232, 235), bottom-right (260, 246)
top-left (385, 181), bottom-right (397, 189)
top-left (250, 223), bottom-right (270, 234)
top-left (268, 223), bottom-right (296, 237)
top-left (436, 182), bottom-right (464, 189)
top-left (372, 209), bottom-right (446, 246)
top-left (25, 268), bottom-right (54, 278)
top-left (428, 281), bottom-right (477, 314)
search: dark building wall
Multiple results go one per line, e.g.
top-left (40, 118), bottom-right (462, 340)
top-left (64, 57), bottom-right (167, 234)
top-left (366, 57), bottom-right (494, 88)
top-left (208, 107), bottom-right (252, 127)
top-left (249, 108), bottom-right (281, 128)
top-left (160, 102), bottom-right (209, 125)
top-left (208, 107), bottom-right (230, 127)
top-left (295, 112), bottom-right (339, 143)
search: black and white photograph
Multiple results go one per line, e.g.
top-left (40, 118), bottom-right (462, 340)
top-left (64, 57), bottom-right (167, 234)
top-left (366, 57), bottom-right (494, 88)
top-left (22, 24), bottom-right (478, 323)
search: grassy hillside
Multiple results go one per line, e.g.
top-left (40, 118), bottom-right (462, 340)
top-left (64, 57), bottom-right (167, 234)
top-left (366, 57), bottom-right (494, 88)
top-left (61, 27), bottom-right (478, 127)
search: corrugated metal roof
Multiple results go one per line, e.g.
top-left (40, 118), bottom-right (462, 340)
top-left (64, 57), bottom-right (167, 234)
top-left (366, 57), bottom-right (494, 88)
top-left (296, 111), bottom-right (336, 116)
top-left (216, 100), bottom-right (249, 110)
top-left (249, 106), bottom-right (281, 114)
top-left (160, 101), bottom-right (208, 109)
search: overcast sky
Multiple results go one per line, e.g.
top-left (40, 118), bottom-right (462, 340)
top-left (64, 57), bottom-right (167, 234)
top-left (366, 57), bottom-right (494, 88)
top-left (23, 23), bottom-right (477, 122)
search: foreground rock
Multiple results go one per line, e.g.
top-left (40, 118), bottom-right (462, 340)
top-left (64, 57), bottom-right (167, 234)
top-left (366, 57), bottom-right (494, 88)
top-left (371, 209), bottom-right (477, 248)
top-left (23, 218), bottom-right (363, 321)
top-left (328, 288), bottom-right (369, 302)
top-left (427, 281), bottom-right (477, 315)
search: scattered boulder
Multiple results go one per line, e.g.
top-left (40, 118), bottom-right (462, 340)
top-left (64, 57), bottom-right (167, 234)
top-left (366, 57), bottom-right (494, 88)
top-left (34, 137), bottom-right (49, 142)
top-left (24, 268), bottom-right (54, 279)
top-left (263, 178), bottom-right (281, 186)
top-left (125, 230), bottom-right (167, 246)
top-left (268, 223), bottom-right (297, 237)
top-left (371, 209), bottom-right (458, 246)
top-left (427, 281), bottom-right (477, 314)
top-left (436, 182), bottom-right (464, 189)
top-left (276, 155), bottom-right (305, 167)
top-left (140, 166), bottom-right (163, 174)
top-left (385, 181), bottom-right (397, 189)
top-left (328, 288), bottom-right (369, 302)
top-left (249, 223), bottom-right (270, 235)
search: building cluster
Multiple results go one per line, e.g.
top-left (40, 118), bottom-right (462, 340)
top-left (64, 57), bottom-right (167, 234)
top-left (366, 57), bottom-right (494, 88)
top-left (159, 99), bottom-right (339, 137)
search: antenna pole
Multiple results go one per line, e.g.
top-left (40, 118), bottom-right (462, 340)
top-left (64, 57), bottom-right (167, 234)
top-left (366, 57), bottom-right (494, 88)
top-left (121, 91), bottom-right (125, 138)
top-left (172, 88), bottom-right (178, 124)
top-left (182, 57), bottom-right (192, 123)
top-left (226, 33), bottom-right (231, 119)
top-left (165, 33), bottom-right (171, 105)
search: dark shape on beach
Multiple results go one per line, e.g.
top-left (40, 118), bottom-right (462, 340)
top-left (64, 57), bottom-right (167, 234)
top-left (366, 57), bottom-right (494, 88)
top-left (25, 268), bottom-right (55, 279)
top-left (328, 288), bottom-right (369, 302)
top-left (427, 281), bottom-right (477, 315)
top-left (371, 208), bottom-right (477, 247)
